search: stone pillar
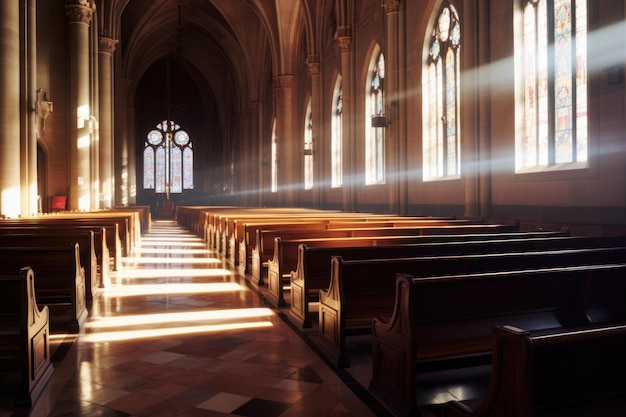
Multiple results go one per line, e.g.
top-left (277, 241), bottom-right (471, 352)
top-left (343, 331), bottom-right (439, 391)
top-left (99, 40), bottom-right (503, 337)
top-left (477, 0), bottom-right (492, 218)
top-left (249, 100), bottom-right (263, 206)
top-left (338, 30), bottom-right (356, 212)
top-left (308, 55), bottom-right (322, 208)
top-left (0, 1), bottom-right (21, 218)
top-left (65, 0), bottom-right (94, 211)
top-left (25, 0), bottom-right (38, 216)
top-left (274, 75), bottom-right (295, 206)
top-left (98, 37), bottom-right (117, 209)
top-left (114, 77), bottom-right (130, 206)
top-left (383, 0), bottom-right (407, 215)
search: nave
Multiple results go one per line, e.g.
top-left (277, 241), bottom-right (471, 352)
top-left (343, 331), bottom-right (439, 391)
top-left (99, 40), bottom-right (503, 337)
top-left (1, 220), bottom-right (377, 417)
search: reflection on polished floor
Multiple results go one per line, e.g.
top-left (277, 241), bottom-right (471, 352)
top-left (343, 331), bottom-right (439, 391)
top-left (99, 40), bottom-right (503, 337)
top-left (0, 220), bottom-right (379, 417)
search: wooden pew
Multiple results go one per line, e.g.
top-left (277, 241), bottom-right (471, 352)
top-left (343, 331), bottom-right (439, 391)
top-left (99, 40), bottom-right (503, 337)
top-left (111, 205), bottom-right (151, 233)
top-left (286, 231), bottom-right (613, 327)
top-left (251, 223), bottom-right (520, 286)
top-left (369, 264), bottom-right (626, 417)
top-left (42, 211), bottom-right (137, 256)
top-left (321, 246), bottom-right (626, 368)
top-left (270, 230), bottom-right (570, 313)
top-left (213, 208), bottom-right (446, 255)
top-left (209, 207), bottom-right (344, 252)
top-left (0, 230), bottom-right (103, 305)
top-left (222, 211), bottom-right (414, 259)
top-left (0, 243), bottom-right (87, 333)
top-left (0, 267), bottom-right (54, 406)
top-left (236, 216), bottom-right (469, 272)
top-left (0, 220), bottom-right (121, 271)
top-left (176, 205), bottom-right (234, 237)
top-left (440, 324), bottom-right (626, 417)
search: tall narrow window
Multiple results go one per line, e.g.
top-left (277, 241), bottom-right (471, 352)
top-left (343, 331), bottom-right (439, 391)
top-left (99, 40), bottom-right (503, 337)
top-left (271, 119), bottom-right (278, 193)
top-left (143, 120), bottom-right (193, 196)
top-left (332, 78), bottom-right (343, 188)
top-left (304, 100), bottom-right (313, 190)
top-left (516, 0), bottom-right (587, 170)
top-left (423, 4), bottom-right (461, 181)
top-left (366, 50), bottom-right (386, 185)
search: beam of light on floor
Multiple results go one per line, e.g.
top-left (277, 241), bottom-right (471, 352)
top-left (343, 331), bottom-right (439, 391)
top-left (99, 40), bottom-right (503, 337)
top-left (85, 308), bottom-right (274, 329)
top-left (80, 320), bottom-right (274, 343)
top-left (103, 282), bottom-right (243, 297)
top-left (122, 256), bottom-right (221, 264)
top-left (138, 248), bottom-right (212, 255)
top-left (141, 236), bottom-right (202, 242)
top-left (141, 241), bottom-right (206, 248)
top-left (112, 268), bottom-right (234, 279)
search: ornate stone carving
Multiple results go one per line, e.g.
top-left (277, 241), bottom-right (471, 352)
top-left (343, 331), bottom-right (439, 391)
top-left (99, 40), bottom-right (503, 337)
top-left (65, 2), bottom-right (94, 25)
top-left (273, 76), bottom-right (294, 90)
top-left (382, 0), bottom-right (400, 13)
top-left (338, 36), bottom-right (351, 53)
top-left (307, 56), bottom-right (320, 76)
top-left (98, 37), bottom-right (118, 55)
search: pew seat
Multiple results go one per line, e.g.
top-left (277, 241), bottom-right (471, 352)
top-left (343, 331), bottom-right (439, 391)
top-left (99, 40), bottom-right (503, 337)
top-left (0, 244), bottom-right (87, 333)
top-left (441, 324), bottom-right (626, 417)
top-left (0, 267), bottom-right (54, 406)
top-left (369, 264), bottom-right (626, 417)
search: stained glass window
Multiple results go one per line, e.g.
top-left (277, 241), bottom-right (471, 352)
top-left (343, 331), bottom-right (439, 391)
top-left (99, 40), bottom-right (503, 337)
top-left (304, 100), bottom-right (314, 190)
top-left (332, 78), bottom-right (343, 188)
top-left (143, 120), bottom-right (193, 195)
top-left (517, 0), bottom-right (587, 170)
top-left (366, 50), bottom-right (386, 185)
top-left (423, 3), bottom-right (461, 181)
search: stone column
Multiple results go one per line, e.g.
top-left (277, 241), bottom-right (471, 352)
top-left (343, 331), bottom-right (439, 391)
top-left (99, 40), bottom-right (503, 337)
top-left (0, 1), bottom-right (20, 218)
top-left (65, 0), bottom-right (94, 211)
top-left (477, 0), bottom-right (492, 218)
top-left (249, 100), bottom-right (263, 206)
top-left (383, 0), bottom-right (407, 215)
top-left (25, 0), bottom-right (38, 216)
top-left (98, 37), bottom-right (117, 209)
top-left (114, 77), bottom-right (130, 206)
top-left (338, 30), bottom-right (356, 212)
top-left (274, 75), bottom-right (295, 206)
top-left (308, 56), bottom-right (322, 208)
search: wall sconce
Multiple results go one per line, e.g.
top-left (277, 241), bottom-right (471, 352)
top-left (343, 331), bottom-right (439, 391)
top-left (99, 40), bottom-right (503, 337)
top-left (371, 114), bottom-right (389, 128)
top-left (35, 88), bottom-right (54, 130)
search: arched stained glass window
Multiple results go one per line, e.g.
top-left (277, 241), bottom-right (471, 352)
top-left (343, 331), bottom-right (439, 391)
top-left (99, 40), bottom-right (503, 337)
top-left (143, 120), bottom-right (194, 196)
top-left (366, 50), bottom-right (386, 185)
top-left (304, 100), bottom-right (313, 190)
top-left (516, 0), bottom-right (587, 170)
top-left (423, 3), bottom-right (461, 181)
top-left (332, 78), bottom-right (343, 188)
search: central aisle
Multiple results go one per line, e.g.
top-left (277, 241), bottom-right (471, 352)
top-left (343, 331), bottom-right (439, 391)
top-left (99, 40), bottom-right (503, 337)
top-left (29, 220), bottom-right (379, 417)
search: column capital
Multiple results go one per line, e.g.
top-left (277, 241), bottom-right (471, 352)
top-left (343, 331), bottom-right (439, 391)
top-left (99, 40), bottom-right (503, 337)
top-left (382, 0), bottom-right (400, 13)
top-left (99, 37), bottom-right (118, 55)
top-left (65, 1), bottom-right (94, 24)
top-left (336, 26), bottom-right (352, 54)
top-left (273, 75), bottom-right (294, 90)
top-left (306, 55), bottom-right (320, 76)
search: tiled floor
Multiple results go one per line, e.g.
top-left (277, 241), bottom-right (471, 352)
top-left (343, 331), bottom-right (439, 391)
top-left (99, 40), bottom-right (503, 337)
top-left (0, 220), bottom-right (384, 417)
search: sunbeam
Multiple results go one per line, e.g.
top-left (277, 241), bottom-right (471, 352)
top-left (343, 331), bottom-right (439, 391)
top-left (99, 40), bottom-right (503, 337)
top-left (122, 256), bottom-right (221, 264)
top-left (80, 321), bottom-right (274, 343)
top-left (112, 267), bottom-right (234, 279)
top-left (103, 282), bottom-right (243, 297)
top-left (85, 308), bottom-right (274, 329)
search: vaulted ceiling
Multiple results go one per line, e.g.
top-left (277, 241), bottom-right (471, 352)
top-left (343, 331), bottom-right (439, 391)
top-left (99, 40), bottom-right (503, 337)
top-left (102, 0), bottom-right (309, 123)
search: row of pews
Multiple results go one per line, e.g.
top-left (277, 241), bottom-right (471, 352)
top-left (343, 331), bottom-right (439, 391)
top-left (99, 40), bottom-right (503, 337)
top-left (0, 206), bottom-right (148, 407)
top-left (177, 205), bottom-right (626, 417)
